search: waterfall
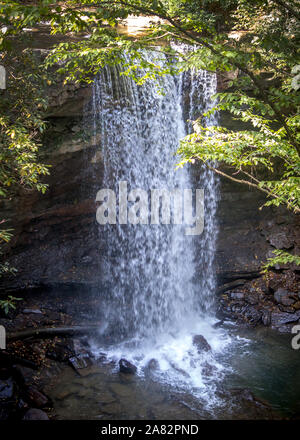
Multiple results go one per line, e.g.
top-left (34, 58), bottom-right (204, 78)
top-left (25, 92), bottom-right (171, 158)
top-left (186, 69), bottom-right (219, 314)
top-left (90, 54), bottom-right (230, 401)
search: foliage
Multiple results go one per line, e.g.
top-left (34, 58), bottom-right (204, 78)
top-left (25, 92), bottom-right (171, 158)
top-left (0, 295), bottom-right (22, 315)
top-left (0, 29), bottom-right (50, 274)
top-left (0, 48), bottom-right (49, 199)
top-left (262, 249), bottom-right (300, 272)
top-left (177, 0), bottom-right (300, 214)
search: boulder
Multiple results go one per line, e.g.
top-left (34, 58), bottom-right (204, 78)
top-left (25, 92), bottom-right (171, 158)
top-left (22, 408), bottom-right (49, 420)
top-left (146, 359), bottom-right (159, 371)
top-left (69, 353), bottom-right (93, 372)
top-left (271, 311), bottom-right (300, 327)
top-left (119, 359), bottom-right (137, 375)
top-left (268, 232), bottom-right (293, 250)
top-left (192, 335), bottom-right (211, 353)
top-left (274, 288), bottom-right (296, 306)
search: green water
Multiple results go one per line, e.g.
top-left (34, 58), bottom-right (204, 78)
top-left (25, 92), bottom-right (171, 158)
top-left (223, 325), bottom-right (300, 417)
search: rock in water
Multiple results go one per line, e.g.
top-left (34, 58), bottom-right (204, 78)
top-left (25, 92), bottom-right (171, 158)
top-left (147, 359), bottom-right (159, 371)
top-left (192, 335), bottom-right (211, 353)
top-left (213, 320), bottom-right (224, 328)
top-left (23, 408), bottom-right (49, 420)
top-left (119, 359), bottom-right (137, 374)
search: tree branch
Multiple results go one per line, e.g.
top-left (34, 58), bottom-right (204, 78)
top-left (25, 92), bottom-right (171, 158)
top-left (7, 325), bottom-right (100, 341)
top-left (204, 162), bottom-right (300, 213)
top-left (272, 0), bottom-right (300, 21)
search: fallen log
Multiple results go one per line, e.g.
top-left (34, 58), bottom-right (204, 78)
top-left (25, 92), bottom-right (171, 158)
top-left (216, 279), bottom-right (247, 294)
top-left (7, 325), bottom-right (100, 341)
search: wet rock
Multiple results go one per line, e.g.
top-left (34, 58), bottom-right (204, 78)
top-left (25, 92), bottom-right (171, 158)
top-left (119, 359), bottom-right (137, 374)
top-left (229, 291), bottom-right (245, 300)
top-left (271, 311), bottom-right (300, 327)
top-left (24, 385), bottom-right (50, 408)
top-left (212, 320), bottom-right (224, 328)
top-left (46, 339), bottom-right (74, 363)
top-left (72, 338), bottom-right (89, 357)
top-left (243, 306), bottom-right (262, 325)
top-left (22, 408), bottom-right (49, 420)
top-left (202, 362), bottom-right (217, 376)
top-left (268, 232), bottom-right (293, 250)
top-left (192, 335), bottom-right (211, 352)
top-left (146, 359), bottom-right (159, 371)
top-left (23, 308), bottom-right (43, 315)
top-left (274, 288), bottom-right (296, 306)
top-left (69, 353), bottom-right (92, 372)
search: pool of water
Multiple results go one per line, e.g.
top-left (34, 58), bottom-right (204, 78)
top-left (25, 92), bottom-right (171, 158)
top-left (223, 324), bottom-right (300, 417)
top-left (45, 322), bottom-right (300, 420)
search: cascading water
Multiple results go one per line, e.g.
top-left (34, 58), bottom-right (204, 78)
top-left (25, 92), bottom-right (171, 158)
top-left (90, 53), bottom-right (232, 404)
top-left (186, 69), bottom-right (220, 314)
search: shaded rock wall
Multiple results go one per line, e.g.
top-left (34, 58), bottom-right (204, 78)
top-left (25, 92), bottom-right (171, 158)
top-left (215, 174), bottom-right (299, 283)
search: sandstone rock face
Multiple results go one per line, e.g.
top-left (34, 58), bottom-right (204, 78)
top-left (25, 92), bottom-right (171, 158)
top-left (215, 171), bottom-right (299, 284)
